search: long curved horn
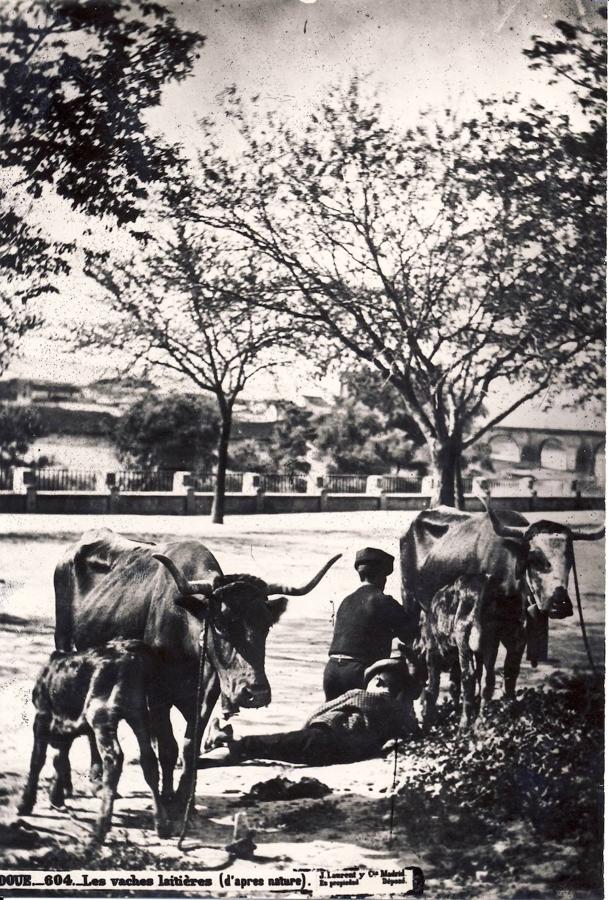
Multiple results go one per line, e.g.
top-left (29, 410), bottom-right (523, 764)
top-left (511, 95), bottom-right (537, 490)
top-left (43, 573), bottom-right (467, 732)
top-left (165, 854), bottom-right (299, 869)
top-left (153, 554), bottom-right (214, 597)
top-left (569, 526), bottom-right (605, 542)
top-left (266, 553), bottom-right (342, 596)
top-left (482, 498), bottom-right (528, 541)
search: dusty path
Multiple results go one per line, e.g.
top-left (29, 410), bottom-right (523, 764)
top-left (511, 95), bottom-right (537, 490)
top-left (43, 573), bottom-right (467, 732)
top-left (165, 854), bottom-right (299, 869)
top-left (0, 510), bottom-right (604, 896)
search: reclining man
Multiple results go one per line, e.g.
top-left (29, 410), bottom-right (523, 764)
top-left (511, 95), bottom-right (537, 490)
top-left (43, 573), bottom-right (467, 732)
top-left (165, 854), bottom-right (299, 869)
top-left (198, 652), bottom-right (420, 769)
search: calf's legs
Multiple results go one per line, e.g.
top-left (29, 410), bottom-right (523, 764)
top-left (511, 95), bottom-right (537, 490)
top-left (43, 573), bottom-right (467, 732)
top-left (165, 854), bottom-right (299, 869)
top-left (91, 718), bottom-right (123, 844)
top-left (127, 714), bottom-right (170, 838)
top-left (18, 713), bottom-right (50, 815)
top-left (49, 737), bottom-right (74, 807)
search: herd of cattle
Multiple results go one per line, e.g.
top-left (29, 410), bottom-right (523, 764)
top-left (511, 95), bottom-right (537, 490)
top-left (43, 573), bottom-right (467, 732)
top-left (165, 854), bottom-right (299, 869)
top-left (16, 501), bottom-right (604, 844)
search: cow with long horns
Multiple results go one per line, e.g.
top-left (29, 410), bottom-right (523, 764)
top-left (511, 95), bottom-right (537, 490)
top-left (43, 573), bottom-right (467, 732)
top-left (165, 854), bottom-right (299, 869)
top-left (53, 528), bottom-right (340, 811)
top-left (400, 503), bottom-right (604, 701)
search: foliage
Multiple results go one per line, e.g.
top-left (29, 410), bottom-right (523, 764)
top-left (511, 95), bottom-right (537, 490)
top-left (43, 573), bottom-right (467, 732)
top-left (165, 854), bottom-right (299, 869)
top-left (316, 400), bottom-right (417, 475)
top-left (0, 0), bottom-right (203, 372)
top-left (187, 21), bottom-right (605, 506)
top-left (338, 365), bottom-right (425, 445)
top-left (229, 404), bottom-right (316, 475)
top-left (398, 673), bottom-right (603, 889)
top-left (84, 226), bottom-right (296, 522)
top-left (114, 392), bottom-right (220, 471)
top-left (268, 403), bottom-right (317, 475)
top-left (0, 404), bottom-right (44, 464)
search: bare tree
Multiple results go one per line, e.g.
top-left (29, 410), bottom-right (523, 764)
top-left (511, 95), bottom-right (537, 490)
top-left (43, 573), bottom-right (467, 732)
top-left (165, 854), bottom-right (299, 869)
top-left (84, 227), bottom-right (294, 523)
top-left (182, 40), bottom-right (604, 506)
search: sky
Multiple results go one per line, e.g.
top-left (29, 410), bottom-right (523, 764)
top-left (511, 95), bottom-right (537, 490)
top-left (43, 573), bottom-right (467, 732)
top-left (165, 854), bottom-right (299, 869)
top-left (6, 0), bottom-right (604, 406)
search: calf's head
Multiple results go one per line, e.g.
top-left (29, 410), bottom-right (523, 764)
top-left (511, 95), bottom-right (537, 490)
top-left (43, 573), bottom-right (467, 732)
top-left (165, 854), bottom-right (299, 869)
top-left (485, 504), bottom-right (604, 618)
top-left (153, 553), bottom-right (341, 713)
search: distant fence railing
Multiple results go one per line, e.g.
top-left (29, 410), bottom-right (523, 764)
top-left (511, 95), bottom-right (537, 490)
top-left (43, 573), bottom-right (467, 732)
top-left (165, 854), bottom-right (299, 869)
top-left (326, 474), bottom-right (368, 493)
top-left (36, 468), bottom-right (98, 491)
top-left (382, 475), bottom-right (423, 493)
top-left (115, 470), bottom-right (175, 492)
top-left (3, 466), bottom-right (605, 500)
top-left (189, 472), bottom-right (244, 492)
top-left (259, 473), bottom-right (308, 493)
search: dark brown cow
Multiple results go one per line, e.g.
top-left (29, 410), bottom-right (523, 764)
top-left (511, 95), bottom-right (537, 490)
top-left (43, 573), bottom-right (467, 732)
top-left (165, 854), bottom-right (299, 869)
top-left (401, 503), bottom-right (604, 698)
top-left (54, 528), bottom-right (340, 811)
top-left (19, 640), bottom-right (169, 844)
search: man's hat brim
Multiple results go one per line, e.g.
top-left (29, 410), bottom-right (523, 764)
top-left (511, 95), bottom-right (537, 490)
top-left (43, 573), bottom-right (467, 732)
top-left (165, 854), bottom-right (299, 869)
top-left (364, 656), bottom-right (409, 685)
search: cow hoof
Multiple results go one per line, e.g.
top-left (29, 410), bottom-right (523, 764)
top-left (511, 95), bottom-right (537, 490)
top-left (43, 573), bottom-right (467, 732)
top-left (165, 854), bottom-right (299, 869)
top-left (156, 818), bottom-right (172, 839)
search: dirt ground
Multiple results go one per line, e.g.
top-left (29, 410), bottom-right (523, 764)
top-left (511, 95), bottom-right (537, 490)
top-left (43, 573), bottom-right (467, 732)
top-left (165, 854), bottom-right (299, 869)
top-left (0, 510), bottom-right (604, 898)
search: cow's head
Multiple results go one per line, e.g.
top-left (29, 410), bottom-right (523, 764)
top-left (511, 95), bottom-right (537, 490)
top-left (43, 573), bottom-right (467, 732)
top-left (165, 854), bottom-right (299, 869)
top-left (153, 552), bottom-right (341, 713)
top-left (484, 503), bottom-right (604, 618)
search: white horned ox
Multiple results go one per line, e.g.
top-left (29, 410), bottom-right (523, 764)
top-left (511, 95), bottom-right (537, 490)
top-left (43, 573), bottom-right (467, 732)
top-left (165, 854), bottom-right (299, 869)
top-left (401, 503), bottom-right (604, 710)
top-left (53, 528), bottom-right (340, 814)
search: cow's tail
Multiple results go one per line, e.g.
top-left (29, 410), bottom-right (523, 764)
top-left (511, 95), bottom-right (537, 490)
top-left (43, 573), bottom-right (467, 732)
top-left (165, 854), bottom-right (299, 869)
top-left (54, 556), bottom-right (75, 652)
top-left (468, 576), bottom-right (490, 654)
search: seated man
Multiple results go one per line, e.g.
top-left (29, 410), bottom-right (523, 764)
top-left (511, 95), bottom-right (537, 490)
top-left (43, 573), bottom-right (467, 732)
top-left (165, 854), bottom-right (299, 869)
top-left (323, 546), bottom-right (420, 700)
top-left (198, 653), bottom-right (420, 769)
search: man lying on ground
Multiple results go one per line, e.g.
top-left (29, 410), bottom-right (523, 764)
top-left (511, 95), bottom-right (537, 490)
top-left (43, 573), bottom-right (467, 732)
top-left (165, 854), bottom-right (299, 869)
top-left (198, 653), bottom-right (420, 769)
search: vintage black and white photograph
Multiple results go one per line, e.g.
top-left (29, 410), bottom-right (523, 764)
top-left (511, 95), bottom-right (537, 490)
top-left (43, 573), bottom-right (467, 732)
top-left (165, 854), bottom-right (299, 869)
top-left (0, 0), bottom-right (605, 896)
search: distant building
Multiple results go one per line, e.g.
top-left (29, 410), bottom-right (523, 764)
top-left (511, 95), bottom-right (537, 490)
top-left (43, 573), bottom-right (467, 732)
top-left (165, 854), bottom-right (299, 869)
top-left (0, 378), bottom-right (604, 481)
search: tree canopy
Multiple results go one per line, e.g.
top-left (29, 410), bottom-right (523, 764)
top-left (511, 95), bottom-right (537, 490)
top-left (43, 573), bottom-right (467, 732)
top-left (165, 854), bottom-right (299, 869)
top-left (185, 20), bottom-right (605, 505)
top-left (114, 392), bottom-right (219, 471)
top-left (0, 0), bottom-right (204, 373)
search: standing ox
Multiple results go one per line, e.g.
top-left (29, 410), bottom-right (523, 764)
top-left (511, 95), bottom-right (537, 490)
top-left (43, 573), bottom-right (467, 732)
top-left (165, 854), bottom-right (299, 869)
top-left (54, 528), bottom-right (340, 810)
top-left (401, 504), bottom-right (604, 703)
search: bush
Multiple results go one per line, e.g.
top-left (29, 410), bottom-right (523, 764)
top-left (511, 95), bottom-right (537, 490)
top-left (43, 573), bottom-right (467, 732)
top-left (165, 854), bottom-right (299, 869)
top-left (402, 673), bottom-right (602, 839)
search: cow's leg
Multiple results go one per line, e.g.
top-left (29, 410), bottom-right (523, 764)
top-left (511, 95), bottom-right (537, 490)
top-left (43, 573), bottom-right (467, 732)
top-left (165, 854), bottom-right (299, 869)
top-left (457, 644), bottom-right (477, 729)
top-left (49, 737), bottom-right (74, 808)
top-left (88, 732), bottom-right (103, 795)
top-left (174, 675), bottom-right (220, 809)
top-left (90, 717), bottom-right (123, 844)
top-left (502, 625), bottom-right (526, 700)
top-left (150, 703), bottom-right (179, 805)
top-left (18, 713), bottom-right (50, 815)
top-left (421, 651), bottom-right (441, 730)
top-left (448, 659), bottom-right (461, 710)
top-left (126, 714), bottom-right (170, 838)
top-left (479, 633), bottom-right (500, 713)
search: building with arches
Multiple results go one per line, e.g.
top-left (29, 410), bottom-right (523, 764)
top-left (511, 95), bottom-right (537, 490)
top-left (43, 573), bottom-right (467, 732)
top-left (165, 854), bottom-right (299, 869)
top-left (486, 405), bottom-right (605, 484)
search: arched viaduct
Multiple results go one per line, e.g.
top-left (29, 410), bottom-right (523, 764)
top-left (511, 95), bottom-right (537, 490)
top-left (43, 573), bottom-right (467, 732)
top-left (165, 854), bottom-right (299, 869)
top-left (488, 426), bottom-right (605, 482)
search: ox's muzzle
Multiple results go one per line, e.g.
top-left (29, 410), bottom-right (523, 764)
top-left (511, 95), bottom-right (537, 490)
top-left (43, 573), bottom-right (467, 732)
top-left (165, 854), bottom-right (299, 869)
top-left (235, 682), bottom-right (272, 709)
top-left (547, 586), bottom-right (574, 620)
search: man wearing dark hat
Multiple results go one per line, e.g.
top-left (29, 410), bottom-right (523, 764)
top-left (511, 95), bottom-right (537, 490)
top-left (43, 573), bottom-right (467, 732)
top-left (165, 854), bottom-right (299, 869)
top-left (323, 547), bottom-right (418, 701)
top-left (197, 654), bottom-right (419, 769)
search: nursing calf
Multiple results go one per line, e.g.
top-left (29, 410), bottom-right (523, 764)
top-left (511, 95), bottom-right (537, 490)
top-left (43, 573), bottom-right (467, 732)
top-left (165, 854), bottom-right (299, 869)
top-left (19, 640), bottom-right (169, 844)
top-left (417, 574), bottom-right (509, 729)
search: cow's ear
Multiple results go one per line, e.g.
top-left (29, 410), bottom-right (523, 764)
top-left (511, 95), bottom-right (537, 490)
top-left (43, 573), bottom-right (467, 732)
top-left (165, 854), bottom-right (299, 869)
top-left (266, 595), bottom-right (288, 625)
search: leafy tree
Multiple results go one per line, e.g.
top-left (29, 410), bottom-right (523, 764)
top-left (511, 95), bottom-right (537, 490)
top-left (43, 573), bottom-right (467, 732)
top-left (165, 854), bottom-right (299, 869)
top-left (267, 403), bottom-right (317, 475)
top-left (186, 21), bottom-right (605, 508)
top-left (228, 438), bottom-right (273, 473)
top-left (315, 400), bottom-right (417, 475)
top-left (114, 392), bottom-right (220, 471)
top-left (228, 404), bottom-right (315, 475)
top-left (83, 226), bottom-right (295, 523)
top-left (0, 0), bottom-right (203, 372)
top-left (0, 404), bottom-right (44, 464)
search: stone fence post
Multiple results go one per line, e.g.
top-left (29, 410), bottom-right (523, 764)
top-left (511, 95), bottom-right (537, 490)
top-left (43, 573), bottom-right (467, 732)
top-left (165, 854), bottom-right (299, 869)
top-left (366, 475), bottom-right (384, 495)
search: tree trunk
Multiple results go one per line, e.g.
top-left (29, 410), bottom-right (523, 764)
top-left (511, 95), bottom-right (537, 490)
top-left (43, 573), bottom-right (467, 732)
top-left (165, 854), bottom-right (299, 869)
top-left (455, 456), bottom-right (465, 511)
top-left (211, 407), bottom-right (232, 524)
top-left (428, 439), bottom-right (460, 507)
